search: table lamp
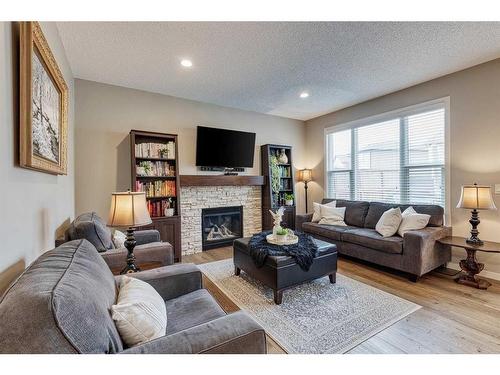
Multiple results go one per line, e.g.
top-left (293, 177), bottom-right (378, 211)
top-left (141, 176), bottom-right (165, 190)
top-left (298, 169), bottom-right (313, 213)
top-left (107, 191), bottom-right (152, 274)
top-left (456, 183), bottom-right (497, 245)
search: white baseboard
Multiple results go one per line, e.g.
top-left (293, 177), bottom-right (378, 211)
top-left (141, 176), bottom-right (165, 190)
top-left (447, 262), bottom-right (500, 282)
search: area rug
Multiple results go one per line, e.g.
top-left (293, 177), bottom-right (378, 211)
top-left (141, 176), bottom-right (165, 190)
top-left (198, 259), bottom-right (421, 354)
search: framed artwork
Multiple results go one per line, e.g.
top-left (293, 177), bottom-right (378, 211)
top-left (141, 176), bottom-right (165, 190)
top-left (19, 21), bottom-right (68, 175)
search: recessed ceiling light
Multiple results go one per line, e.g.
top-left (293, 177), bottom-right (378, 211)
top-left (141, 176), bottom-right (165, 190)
top-left (181, 59), bottom-right (193, 68)
top-left (300, 92), bottom-right (309, 98)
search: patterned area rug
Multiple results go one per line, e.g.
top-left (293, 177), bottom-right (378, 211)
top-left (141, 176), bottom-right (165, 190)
top-left (199, 259), bottom-right (421, 354)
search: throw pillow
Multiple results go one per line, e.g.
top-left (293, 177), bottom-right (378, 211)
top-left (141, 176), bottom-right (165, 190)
top-left (397, 206), bottom-right (431, 237)
top-left (375, 207), bottom-right (402, 237)
top-left (113, 230), bottom-right (127, 248)
top-left (312, 200), bottom-right (336, 222)
top-left (111, 276), bottom-right (167, 347)
top-left (318, 206), bottom-right (347, 226)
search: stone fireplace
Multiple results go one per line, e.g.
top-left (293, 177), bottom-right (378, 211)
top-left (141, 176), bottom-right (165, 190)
top-left (180, 185), bottom-right (262, 255)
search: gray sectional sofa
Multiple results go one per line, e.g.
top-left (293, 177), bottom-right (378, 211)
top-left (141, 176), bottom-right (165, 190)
top-left (296, 199), bottom-right (452, 280)
top-left (0, 239), bottom-right (266, 354)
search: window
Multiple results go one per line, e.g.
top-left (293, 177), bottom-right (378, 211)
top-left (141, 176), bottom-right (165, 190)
top-left (325, 101), bottom-right (447, 208)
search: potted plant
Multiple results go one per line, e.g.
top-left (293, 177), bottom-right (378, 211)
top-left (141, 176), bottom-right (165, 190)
top-left (270, 155), bottom-right (281, 206)
top-left (159, 147), bottom-right (169, 159)
top-left (164, 198), bottom-right (175, 217)
top-left (284, 193), bottom-right (294, 206)
top-left (275, 227), bottom-right (288, 243)
top-left (137, 161), bottom-right (151, 176)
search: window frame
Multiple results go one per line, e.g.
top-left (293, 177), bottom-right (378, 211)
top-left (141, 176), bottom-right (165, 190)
top-left (324, 97), bottom-right (451, 224)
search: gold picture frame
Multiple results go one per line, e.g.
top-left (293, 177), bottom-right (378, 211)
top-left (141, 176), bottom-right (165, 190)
top-left (19, 21), bottom-right (68, 175)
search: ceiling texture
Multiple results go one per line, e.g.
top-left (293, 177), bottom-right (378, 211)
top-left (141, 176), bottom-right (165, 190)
top-left (57, 22), bottom-right (500, 120)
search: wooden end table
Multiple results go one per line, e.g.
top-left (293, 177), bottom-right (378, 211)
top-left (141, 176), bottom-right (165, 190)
top-left (437, 236), bottom-right (500, 290)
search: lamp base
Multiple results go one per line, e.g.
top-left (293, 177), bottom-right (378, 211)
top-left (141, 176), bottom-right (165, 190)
top-left (466, 209), bottom-right (483, 246)
top-left (120, 227), bottom-right (141, 274)
top-left (465, 237), bottom-right (484, 246)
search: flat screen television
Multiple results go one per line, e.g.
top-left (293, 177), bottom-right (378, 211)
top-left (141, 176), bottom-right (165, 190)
top-left (196, 126), bottom-right (256, 168)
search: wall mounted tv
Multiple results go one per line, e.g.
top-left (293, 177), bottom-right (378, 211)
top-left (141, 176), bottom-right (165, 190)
top-left (196, 126), bottom-right (256, 169)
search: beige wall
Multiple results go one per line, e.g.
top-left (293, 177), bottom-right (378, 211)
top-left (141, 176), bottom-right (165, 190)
top-left (305, 58), bottom-right (500, 278)
top-left (74, 79), bottom-right (307, 220)
top-left (0, 22), bottom-right (75, 276)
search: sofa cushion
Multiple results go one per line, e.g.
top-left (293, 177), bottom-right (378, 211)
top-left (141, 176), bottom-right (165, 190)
top-left (375, 207), bottom-right (402, 237)
top-left (302, 222), bottom-right (357, 241)
top-left (342, 228), bottom-right (403, 254)
top-left (323, 199), bottom-right (370, 227)
top-left (312, 200), bottom-right (336, 222)
top-left (66, 212), bottom-right (114, 252)
top-left (165, 289), bottom-right (226, 335)
top-left (111, 276), bottom-right (167, 347)
top-left (0, 239), bottom-right (123, 354)
top-left (364, 202), bottom-right (444, 229)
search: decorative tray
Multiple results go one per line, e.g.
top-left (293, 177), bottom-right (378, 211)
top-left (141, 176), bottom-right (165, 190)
top-left (266, 233), bottom-right (299, 245)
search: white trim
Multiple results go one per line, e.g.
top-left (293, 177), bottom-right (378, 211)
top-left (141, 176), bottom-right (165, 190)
top-left (323, 97), bottom-right (451, 215)
top-left (443, 97), bottom-right (451, 225)
top-left (448, 262), bottom-right (500, 282)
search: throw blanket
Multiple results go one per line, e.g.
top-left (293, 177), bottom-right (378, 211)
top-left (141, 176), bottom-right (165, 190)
top-left (248, 231), bottom-right (318, 271)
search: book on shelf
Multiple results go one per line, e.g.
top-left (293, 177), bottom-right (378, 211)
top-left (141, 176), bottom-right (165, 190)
top-left (135, 141), bottom-right (176, 159)
top-left (279, 178), bottom-right (292, 190)
top-left (136, 160), bottom-right (175, 177)
top-left (146, 199), bottom-right (175, 218)
top-left (135, 180), bottom-right (176, 197)
top-left (279, 165), bottom-right (291, 177)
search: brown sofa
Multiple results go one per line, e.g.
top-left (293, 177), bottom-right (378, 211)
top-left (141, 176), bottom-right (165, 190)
top-left (296, 199), bottom-right (452, 280)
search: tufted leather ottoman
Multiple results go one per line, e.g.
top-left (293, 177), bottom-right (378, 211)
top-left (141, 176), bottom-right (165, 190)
top-left (233, 237), bottom-right (337, 304)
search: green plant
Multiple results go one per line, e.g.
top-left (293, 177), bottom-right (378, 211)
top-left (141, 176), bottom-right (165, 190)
top-left (276, 227), bottom-right (288, 236)
top-left (139, 161), bottom-right (151, 174)
top-left (159, 148), bottom-right (168, 158)
top-left (270, 155), bottom-right (280, 195)
top-left (284, 193), bottom-right (294, 201)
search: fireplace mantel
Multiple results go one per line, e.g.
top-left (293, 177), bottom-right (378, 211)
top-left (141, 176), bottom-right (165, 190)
top-left (180, 175), bottom-right (264, 187)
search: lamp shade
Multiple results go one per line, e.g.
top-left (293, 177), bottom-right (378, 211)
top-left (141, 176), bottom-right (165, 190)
top-left (299, 169), bottom-right (313, 183)
top-left (107, 191), bottom-right (152, 227)
top-left (456, 183), bottom-right (497, 210)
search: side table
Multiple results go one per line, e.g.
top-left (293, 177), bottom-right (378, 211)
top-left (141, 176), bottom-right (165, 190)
top-left (437, 236), bottom-right (500, 290)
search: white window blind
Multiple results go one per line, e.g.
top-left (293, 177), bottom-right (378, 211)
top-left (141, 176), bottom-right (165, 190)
top-left (326, 103), bottom-right (446, 207)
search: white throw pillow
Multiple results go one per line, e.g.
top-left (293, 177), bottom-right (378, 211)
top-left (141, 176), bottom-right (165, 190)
top-left (375, 207), bottom-right (403, 237)
top-left (113, 230), bottom-right (127, 248)
top-left (111, 276), bottom-right (167, 347)
top-left (397, 206), bottom-right (431, 237)
top-left (312, 200), bottom-right (336, 222)
top-left (318, 206), bottom-right (347, 226)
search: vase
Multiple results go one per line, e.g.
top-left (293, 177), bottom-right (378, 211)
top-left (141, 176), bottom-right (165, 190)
top-left (285, 199), bottom-right (293, 206)
top-left (278, 149), bottom-right (288, 164)
top-left (164, 208), bottom-right (175, 217)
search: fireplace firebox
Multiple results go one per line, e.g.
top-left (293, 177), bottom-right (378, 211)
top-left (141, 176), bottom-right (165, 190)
top-left (201, 206), bottom-right (243, 250)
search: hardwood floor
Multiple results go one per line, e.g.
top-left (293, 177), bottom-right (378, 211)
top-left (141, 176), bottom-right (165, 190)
top-left (183, 247), bottom-right (500, 354)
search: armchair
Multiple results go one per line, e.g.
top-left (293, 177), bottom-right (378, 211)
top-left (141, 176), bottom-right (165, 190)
top-left (56, 212), bottom-right (174, 271)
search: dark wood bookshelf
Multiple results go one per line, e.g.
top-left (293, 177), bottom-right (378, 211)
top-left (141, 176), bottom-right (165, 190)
top-left (261, 144), bottom-right (296, 231)
top-left (130, 130), bottom-right (182, 262)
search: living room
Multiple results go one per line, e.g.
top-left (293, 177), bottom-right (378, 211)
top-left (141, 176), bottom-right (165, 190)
top-left (2, 0), bottom-right (500, 372)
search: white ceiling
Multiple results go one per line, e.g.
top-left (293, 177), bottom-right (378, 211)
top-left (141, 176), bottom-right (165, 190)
top-left (57, 22), bottom-right (500, 121)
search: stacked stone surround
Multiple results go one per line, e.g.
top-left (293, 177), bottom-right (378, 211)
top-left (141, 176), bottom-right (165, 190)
top-left (180, 186), bottom-right (262, 255)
